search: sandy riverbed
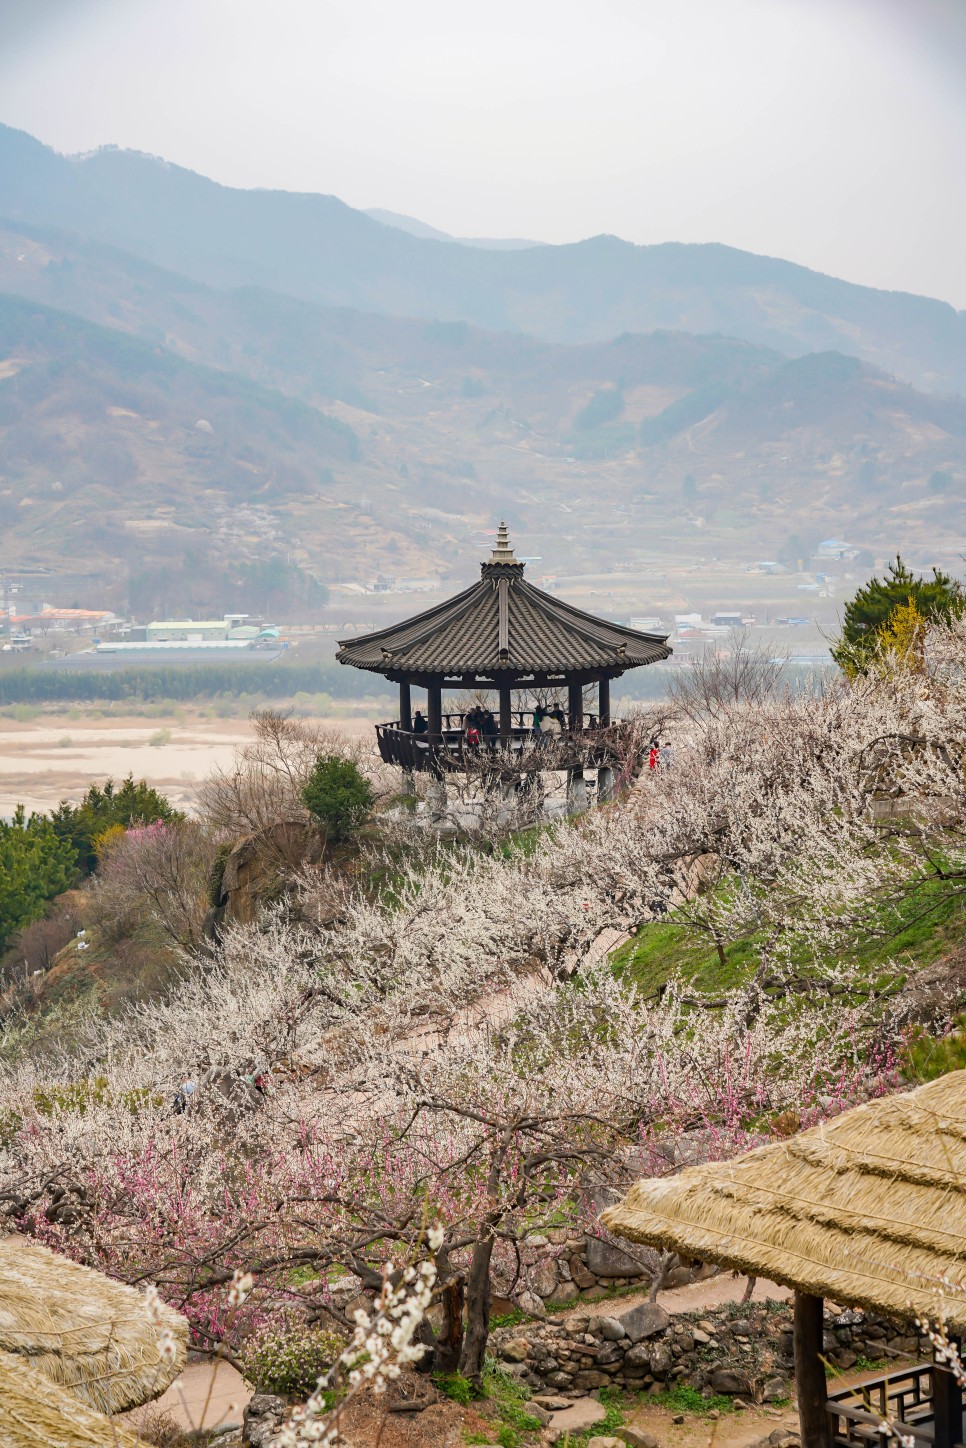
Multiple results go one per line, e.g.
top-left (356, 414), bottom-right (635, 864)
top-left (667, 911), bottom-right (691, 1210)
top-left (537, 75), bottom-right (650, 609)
top-left (0, 713), bottom-right (375, 816)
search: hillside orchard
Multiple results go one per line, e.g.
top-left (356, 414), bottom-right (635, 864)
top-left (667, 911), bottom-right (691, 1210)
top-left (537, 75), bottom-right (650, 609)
top-left (4, 616), bottom-right (966, 1391)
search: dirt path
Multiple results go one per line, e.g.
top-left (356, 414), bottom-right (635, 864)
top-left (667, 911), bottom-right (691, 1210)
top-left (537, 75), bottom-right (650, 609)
top-left (124, 1359), bottom-right (251, 1435)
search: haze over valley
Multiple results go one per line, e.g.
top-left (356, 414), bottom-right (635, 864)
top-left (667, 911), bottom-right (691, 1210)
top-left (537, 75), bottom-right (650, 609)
top-left (0, 121), bottom-right (964, 634)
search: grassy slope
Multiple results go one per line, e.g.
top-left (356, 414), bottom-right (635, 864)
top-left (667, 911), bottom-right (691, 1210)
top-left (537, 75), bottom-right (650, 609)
top-left (612, 876), bottom-right (966, 1000)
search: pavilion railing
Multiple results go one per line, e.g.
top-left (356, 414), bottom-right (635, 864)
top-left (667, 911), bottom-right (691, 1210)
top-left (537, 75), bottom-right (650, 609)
top-left (374, 713), bottom-right (613, 774)
top-left (827, 1364), bottom-right (937, 1446)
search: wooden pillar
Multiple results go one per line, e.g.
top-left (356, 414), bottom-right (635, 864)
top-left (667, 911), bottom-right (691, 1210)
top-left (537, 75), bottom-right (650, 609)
top-left (399, 679), bottom-right (412, 732)
top-left (568, 681), bottom-right (583, 734)
top-left (427, 682), bottom-right (442, 743)
top-left (794, 1292), bottom-right (831, 1448)
top-left (599, 675), bottom-right (611, 728)
top-left (499, 677), bottom-right (512, 744)
top-left (933, 1342), bottom-right (962, 1448)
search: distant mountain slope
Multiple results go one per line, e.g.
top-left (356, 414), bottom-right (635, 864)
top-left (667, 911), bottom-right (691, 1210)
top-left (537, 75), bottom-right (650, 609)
top-left (0, 216), bottom-right (780, 411)
top-left (1, 123), bottom-right (964, 394)
top-left (1, 245), bottom-right (965, 615)
top-left (364, 208), bottom-right (542, 250)
top-left (0, 293), bottom-right (363, 600)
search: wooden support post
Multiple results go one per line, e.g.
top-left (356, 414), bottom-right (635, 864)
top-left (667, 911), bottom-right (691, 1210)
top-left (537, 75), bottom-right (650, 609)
top-left (499, 678), bottom-right (512, 744)
top-left (933, 1343), bottom-right (962, 1448)
top-left (568, 681), bottom-right (583, 734)
top-left (399, 680), bottom-right (412, 732)
top-left (599, 675), bottom-right (610, 728)
top-left (427, 683), bottom-right (442, 743)
top-left (794, 1291), bottom-right (831, 1448)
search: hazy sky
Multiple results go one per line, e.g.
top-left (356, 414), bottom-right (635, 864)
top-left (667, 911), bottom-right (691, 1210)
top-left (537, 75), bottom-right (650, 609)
top-left (1, 0), bottom-right (964, 307)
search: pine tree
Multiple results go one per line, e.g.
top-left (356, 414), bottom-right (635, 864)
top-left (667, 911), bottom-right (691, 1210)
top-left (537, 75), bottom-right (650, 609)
top-left (832, 555), bottom-right (963, 674)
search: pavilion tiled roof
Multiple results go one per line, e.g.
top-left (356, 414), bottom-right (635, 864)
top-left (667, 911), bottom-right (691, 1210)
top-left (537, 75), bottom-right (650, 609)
top-left (336, 525), bottom-right (671, 678)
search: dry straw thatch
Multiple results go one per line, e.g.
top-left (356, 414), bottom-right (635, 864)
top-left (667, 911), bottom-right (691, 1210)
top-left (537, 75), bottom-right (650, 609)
top-left (0, 1236), bottom-right (188, 1414)
top-left (0, 1347), bottom-right (142, 1448)
top-left (602, 1069), bottom-right (966, 1325)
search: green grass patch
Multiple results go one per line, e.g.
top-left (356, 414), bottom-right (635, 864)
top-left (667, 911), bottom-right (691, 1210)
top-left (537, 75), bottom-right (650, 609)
top-left (435, 1372), bottom-right (475, 1405)
top-left (903, 1014), bottom-right (966, 1082)
top-left (612, 872), bottom-right (966, 1005)
top-left (648, 1384), bottom-right (734, 1416)
top-left (477, 1359), bottom-right (543, 1445)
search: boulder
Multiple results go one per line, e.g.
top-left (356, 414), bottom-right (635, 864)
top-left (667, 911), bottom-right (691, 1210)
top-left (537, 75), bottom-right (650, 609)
top-left (597, 1343), bottom-right (624, 1366)
top-left (546, 1397), bottom-right (608, 1438)
top-left (570, 1255), bottom-right (597, 1289)
top-left (573, 1369), bottom-right (611, 1390)
top-left (517, 1290), bottom-right (546, 1317)
top-left (344, 1292), bottom-right (370, 1321)
top-left (618, 1303), bottom-right (670, 1343)
top-left (530, 1260), bottom-right (559, 1299)
top-left (500, 1337), bottom-right (530, 1363)
top-left (242, 1394), bottom-right (288, 1447)
top-left (532, 1395), bottom-right (571, 1412)
top-left (599, 1317), bottom-right (627, 1342)
top-left (745, 1432), bottom-right (801, 1448)
top-left (218, 822), bottom-right (323, 927)
top-left (527, 1404), bottom-right (553, 1426)
top-left (691, 1328), bottom-right (711, 1345)
top-left (327, 1273), bottom-right (363, 1304)
top-left (585, 1237), bottom-right (649, 1279)
top-left (619, 1431), bottom-right (661, 1448)
top-left (709, 1369), bottom-right (753, 1396)
top-left (588, 1439), bottom-right (625, 1448)
top-left (624, 1343), bottom-right (653, 1369)
top-left (762, 1377), bottom-right (790, 1402)
top-left (552, 1282), bottom-right (581, 1305)
top-left (648, 1344), bottom-right (673, 1375)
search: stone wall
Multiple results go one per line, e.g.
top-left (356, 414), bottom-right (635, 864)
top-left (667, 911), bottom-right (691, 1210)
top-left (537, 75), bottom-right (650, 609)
top-left (492, 1298), bottom-right (931, 1402)
top-left (500, 1231), bottom-right (718, 1315)
top-left (322, 1233), bottom-right (672, 1326)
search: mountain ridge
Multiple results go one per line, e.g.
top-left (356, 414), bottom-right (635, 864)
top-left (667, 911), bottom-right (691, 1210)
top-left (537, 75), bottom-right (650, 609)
top-left (364, 207), bottom-right (542, 250)
top-left (1, 122), bottom-right (964, 394)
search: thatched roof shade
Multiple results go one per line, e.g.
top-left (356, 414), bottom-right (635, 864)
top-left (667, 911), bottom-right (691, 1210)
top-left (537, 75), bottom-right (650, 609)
top-left (337, 523), bottom-right (670, 681)
top-left (601, 1070), bottom-right (966, 1328)
top-left (0, 1348), bottom-right (142, 1447)
top-left (0, 1237), bottom-right (188, 1414)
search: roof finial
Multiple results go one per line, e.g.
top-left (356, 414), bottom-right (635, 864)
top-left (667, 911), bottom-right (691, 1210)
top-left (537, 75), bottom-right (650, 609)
top-left (489, 521), bottom-right (517, 564)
